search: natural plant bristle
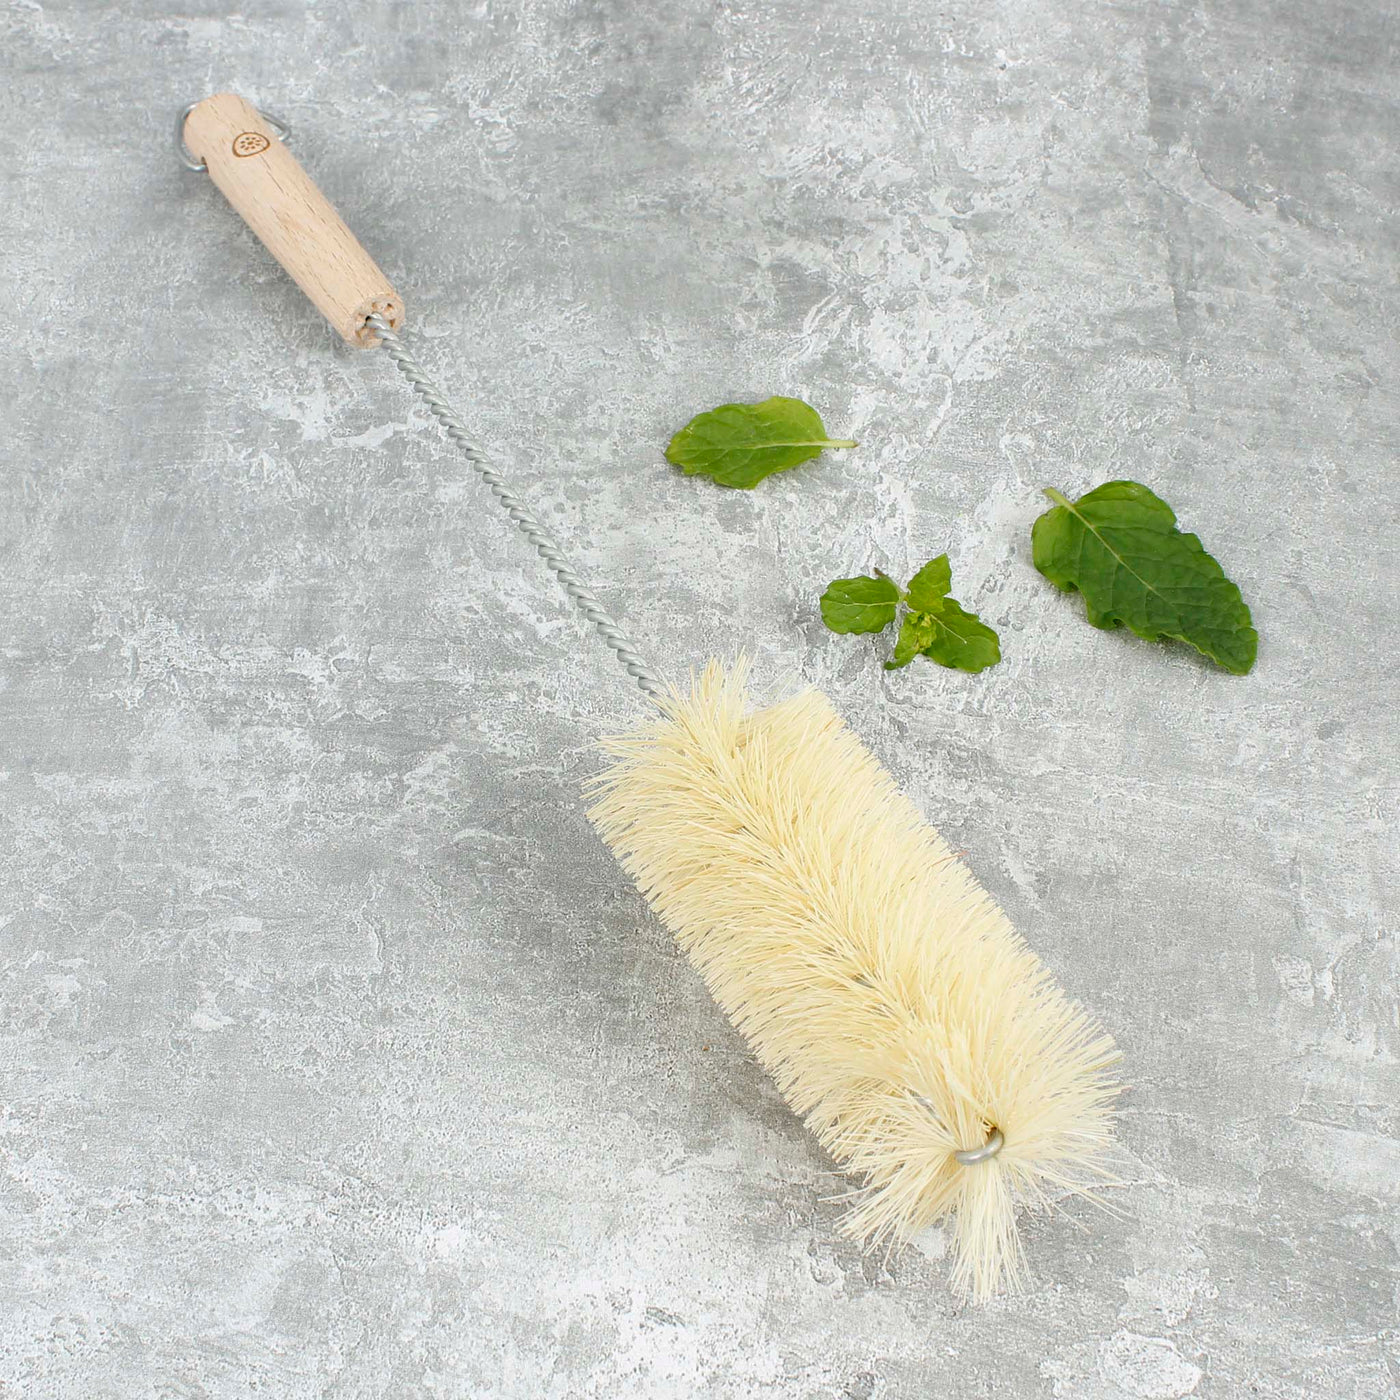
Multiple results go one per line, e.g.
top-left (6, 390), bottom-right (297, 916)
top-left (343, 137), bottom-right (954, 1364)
top-left (587, 659), bottom-right (1121, 1300)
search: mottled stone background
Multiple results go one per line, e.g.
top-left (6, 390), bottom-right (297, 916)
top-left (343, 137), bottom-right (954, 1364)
top-left (2, 1), bottom-right (1397, 1396)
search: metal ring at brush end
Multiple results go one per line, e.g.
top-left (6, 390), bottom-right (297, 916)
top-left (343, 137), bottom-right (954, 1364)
top-left (955, 1128), bottom-right (1004, 1166)
top-left (175, 101), bottom-right (293, 172)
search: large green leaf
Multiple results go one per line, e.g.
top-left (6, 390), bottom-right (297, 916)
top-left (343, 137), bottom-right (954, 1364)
top-left (666, 396), bottom-right (857, 488)
top-left (1032, 480), bottom-right (1257, 674)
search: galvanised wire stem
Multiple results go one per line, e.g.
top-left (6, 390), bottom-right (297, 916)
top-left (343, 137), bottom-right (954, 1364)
top-left (365, 313), bottom-right (665, 702)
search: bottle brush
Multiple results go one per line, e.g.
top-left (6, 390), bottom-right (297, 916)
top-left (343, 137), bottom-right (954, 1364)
top-left (179, 92), bottom-right (1122, 1299)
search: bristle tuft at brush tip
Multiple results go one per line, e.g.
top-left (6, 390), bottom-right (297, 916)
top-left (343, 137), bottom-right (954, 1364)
top-left (587, 659), bottom-right (1122, 1300)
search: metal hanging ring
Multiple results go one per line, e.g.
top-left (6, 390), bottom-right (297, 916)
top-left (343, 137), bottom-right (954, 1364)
top-left (175, 102), bottom-right (293, 172)
top-left (908, 1089), bottom-right (1005, 1166)
top-left (955, 1127), bottom-right (1005, 1166)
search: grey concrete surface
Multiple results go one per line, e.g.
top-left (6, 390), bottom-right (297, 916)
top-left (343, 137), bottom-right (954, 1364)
top-left (3, 1), bottom-right (1398, 1396)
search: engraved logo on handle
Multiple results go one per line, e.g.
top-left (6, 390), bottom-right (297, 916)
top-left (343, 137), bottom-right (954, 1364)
top-left (232, 131), bottom-right (271, 158)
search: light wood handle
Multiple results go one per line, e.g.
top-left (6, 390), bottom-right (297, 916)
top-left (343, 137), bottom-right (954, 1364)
top-left (183, 93), bottom-right (403, 346)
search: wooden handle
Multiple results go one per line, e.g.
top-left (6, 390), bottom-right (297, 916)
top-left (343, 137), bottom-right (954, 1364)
top-left (183, 93), bottom-right (404, 346)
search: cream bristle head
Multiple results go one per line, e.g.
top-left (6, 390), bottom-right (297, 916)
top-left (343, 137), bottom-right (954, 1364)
top-left (587, 659), bottom-right (1121, 1300)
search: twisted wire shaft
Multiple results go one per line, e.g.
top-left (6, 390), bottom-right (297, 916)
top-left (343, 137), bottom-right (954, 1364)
top-left (365, 314), bottom-right (665, 701)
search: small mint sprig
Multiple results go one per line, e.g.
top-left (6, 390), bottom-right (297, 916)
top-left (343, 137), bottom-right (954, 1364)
top-left (819, 555), bottom-right (1001, 674)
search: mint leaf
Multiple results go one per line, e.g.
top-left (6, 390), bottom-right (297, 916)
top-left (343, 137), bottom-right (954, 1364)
top-left (917, 599), bottom-right (1001, 673)
top-left (887, 611), bottom-right (936, 668)
top-left (1032, 480), bottom-right (1257, 674)
top-left (666, 396), bottom-right (857, 488)
top-left (819, 572), bottom-right (900, 634)
top-left (905, 554), bottom-right (952, 613)
top-left (823, 555), bottom-right (1001, 675)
